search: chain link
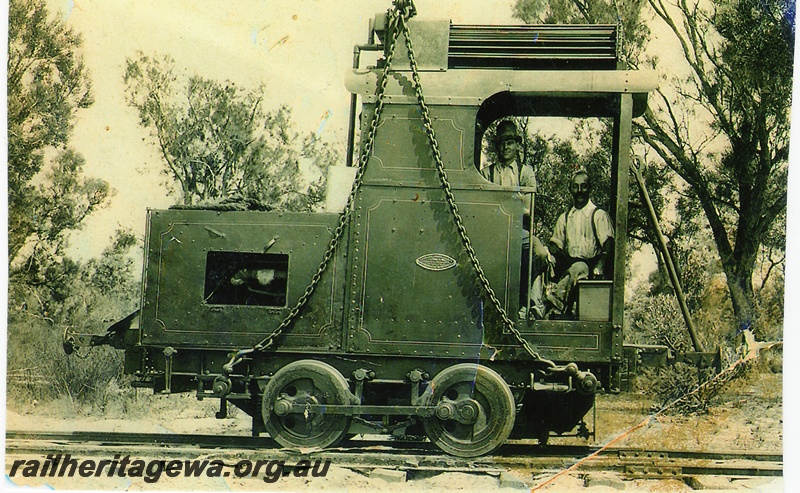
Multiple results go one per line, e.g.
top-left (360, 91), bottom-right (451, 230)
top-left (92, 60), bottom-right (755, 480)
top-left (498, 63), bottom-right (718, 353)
top-left (396, 16), bottom-right (547, 362)
top-left (247, 9), bottom-right (405, 353)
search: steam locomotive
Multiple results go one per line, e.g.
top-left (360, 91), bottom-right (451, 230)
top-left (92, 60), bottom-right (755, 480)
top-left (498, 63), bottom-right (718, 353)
top-left (66, 6), bottom-right (659, 457)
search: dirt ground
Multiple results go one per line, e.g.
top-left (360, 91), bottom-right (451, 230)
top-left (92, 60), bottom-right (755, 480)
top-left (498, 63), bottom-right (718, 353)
top-left (5, 369), bottom-right (784, 492)
top-left (593, 369), bottom-right (783, 453)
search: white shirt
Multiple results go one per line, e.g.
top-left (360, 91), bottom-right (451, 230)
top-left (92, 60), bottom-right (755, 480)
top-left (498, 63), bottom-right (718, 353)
top-left (550, 200), bottom-right (614, 259)
top-left (481, 160), bottom-right (537, 242)
top-left (481, 160), bottom-right (537, 191)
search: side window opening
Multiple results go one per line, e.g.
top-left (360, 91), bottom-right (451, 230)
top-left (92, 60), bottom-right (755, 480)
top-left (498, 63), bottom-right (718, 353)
top-left (204, 252), bottom-right (289, 307)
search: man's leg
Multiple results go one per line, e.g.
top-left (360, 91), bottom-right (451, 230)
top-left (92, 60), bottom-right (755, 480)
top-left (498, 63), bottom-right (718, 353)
top-left (529, 236), bottom-right (549, 317)
top-left (519, 242), bottom-right (531, 307)
top-left (530, 273), bottom-right (546, 318)
top-left (531, 235), bottom-right (549, 265)
top-left (551, 261), bottom-right (589, 314)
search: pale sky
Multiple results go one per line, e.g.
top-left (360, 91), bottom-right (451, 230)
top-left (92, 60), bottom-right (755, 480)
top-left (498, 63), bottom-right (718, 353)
top-left (45, 0), bottom-right (522, 259)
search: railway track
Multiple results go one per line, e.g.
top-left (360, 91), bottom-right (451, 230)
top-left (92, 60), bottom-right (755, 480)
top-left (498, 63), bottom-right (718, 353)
top-left (6, 430), bottom-right (783, 481)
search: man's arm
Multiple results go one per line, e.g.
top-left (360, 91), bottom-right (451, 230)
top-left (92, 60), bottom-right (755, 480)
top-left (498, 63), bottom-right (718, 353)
top-left (592, 210), bottom-right (615, 278)
top-left (593, 237), bottom-right (614, 279)
top-left (518, 165), bottom-right (537, 221)
top-left (519, 165), bottom-right (537, 190)
top-left (548, 213), bottom-right (567, 268)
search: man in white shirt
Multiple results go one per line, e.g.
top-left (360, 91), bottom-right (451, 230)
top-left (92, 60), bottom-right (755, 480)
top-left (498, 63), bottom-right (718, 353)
top-left (481, 121), bottom-right (551, 318)
top-left (547, 170), bottom-right (614, 314)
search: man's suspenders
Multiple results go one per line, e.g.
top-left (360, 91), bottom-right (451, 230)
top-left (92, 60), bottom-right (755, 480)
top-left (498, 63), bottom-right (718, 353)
top-left (565, 206), bottom-right (602, 254)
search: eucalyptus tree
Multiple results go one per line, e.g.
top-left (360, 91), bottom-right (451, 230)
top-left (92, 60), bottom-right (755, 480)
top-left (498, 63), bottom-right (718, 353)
top-left (8, 0), bottom-right (111, 287)
top-left (124, 52), bottom-right (337, 211)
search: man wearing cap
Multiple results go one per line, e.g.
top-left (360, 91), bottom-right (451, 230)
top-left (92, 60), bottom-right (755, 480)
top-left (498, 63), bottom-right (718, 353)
top-left (547, 169), bottom-right (614, 315)
top-left (481, 120), bottom-right (552, 319)
top-left (481, 120), bottom-right (537, 188)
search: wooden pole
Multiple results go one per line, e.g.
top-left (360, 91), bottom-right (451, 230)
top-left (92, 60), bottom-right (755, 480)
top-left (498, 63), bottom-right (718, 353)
top-left (630, 159), bottom-right (704, 352)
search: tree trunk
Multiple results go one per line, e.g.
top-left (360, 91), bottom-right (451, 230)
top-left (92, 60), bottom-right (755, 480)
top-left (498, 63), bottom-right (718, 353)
top-left (723, 256), bottom-right (757, 332)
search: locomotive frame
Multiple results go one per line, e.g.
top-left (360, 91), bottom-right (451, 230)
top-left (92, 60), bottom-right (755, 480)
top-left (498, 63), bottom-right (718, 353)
top-left (66, 4), bottom-right (659, 457)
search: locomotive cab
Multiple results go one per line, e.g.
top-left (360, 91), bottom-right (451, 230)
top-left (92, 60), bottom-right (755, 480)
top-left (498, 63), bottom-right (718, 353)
top-left (344, 14), bottom-right (654, 375)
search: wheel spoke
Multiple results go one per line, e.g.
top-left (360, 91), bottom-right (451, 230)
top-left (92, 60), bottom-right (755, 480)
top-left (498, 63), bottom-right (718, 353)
top-left (422, 363), bottom-right (515, 457)
top-left (262, 360), bottom-right (351, 449)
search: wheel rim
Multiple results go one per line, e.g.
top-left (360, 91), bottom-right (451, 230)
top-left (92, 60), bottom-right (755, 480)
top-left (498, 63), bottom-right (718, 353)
top-left (261, 360), bottom-right (351, 449)
top-left (422, 363), bottom-right (515, 457)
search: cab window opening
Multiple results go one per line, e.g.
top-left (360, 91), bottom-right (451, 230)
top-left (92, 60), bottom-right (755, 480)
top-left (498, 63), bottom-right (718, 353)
top-left (204, 252), bottom-right (289, 307)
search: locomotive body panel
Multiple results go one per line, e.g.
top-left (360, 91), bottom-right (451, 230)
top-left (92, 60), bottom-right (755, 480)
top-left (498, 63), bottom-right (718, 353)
top-left (519, 320), bottom-right (619, 364)
top-left (140, 209), bottom-right (346, 351)
top-left (359, 103), bottom-right (480, 186)
top-left (346, 185), bottom-right (522, 357)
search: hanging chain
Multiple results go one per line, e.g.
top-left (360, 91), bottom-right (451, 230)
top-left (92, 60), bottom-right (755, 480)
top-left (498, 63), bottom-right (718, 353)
top-left (254, 10), bottom-right (405, 351)
top-left (396, 15), bottom-right (549, 363)
top-left (223, 4), bottom-right (550, 373)
top-left (221, 9), bottom-right (407, 374)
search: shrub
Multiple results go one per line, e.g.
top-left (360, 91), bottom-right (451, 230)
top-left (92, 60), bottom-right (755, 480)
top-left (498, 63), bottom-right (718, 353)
top-left (649, 362), bottom-right (717, 414)
top-left (627, 292), bottom-right (695, 352)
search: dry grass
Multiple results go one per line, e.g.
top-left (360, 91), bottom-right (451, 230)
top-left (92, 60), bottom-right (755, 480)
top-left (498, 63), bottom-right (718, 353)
top-left (592, 368), bottom-right (782, 452)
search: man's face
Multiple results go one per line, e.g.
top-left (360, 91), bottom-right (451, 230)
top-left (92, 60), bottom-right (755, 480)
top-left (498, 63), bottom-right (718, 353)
top-left (570, 173), bottom-right (591, 208)
top-left (497, 137), bottom-right (518, 164)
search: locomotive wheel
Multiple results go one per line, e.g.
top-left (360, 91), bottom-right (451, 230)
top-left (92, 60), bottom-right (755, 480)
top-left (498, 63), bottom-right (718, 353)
top-left (422, 363), bottom-right (515, 457)
top-left (261, 360), bottom-right (352, 450)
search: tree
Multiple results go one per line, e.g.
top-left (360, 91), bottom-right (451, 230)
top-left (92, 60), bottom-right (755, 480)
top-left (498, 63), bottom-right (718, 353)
top-left (513, 0), bottom-right (652, 64)
top-left (513, 0), bottom-right (792, 332)
top-left (8, 0), bottom-right (92, 183)
top-left (6, 0), bottom-right (140, 409)
top-left (10, 150), bottom-right (111, 288)
top-left (640, 0), bottom-right (791, 329)
top-left (123, 52), bottom-right (336, 211)
top-left (8, 0), bottom-right (111, 285)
